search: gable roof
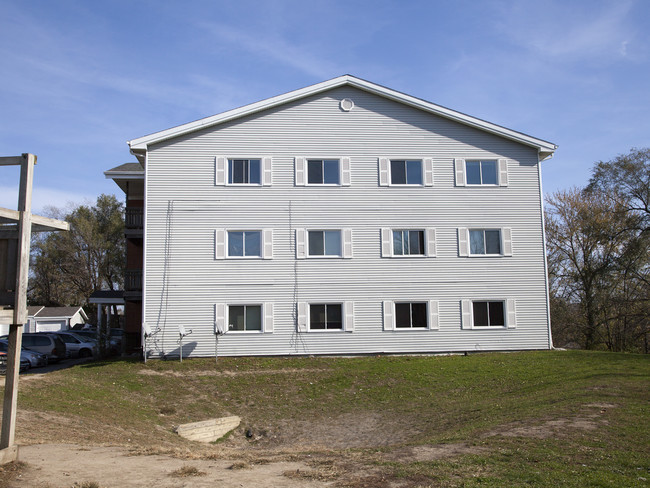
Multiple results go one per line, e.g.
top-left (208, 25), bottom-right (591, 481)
top-left (27, 306), bottom-right (88, 321)
top-left (128, 74), bottom-right (557, 161)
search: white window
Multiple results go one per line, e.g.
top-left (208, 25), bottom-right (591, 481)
top-left (215, 229), bottom-right (273, 259)
top-left (296, 229), bottom-right (353, 259)
top-left (379, 158), bottom-right (433, 187)
top-left (382, 300), bottom-right (439, 330)
top-left (461, 299), bottom-right (516, 329)
top-left (296, 301), bottom-right (354, 332)
top-left (381, 228), bottom-right (436, 257)
top-left (215, 156), bottom-right (272, 186)
top-left (458, 228), bottom-right (512, 257)
top-left (454, 158), bottom-right (508, 187)
top-left (295, 157), bottom-right (351, 186)
top-left (214, 303), bottom-right (274, 333)
top-left (228, 231), bottom-right (261, 257)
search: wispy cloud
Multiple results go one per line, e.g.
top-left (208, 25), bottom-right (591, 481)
top-left (198, 21), bottom-right (341, 79)
top-left (494, 0), bottom-right (637, 61)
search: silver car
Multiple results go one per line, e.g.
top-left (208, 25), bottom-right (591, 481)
top-left (54, 332), bottom-right (97, 358)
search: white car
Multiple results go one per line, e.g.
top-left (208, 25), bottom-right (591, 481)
top-left (54, 332), bottom-right (97, 358)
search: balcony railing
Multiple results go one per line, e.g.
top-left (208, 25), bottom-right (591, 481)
top-left (125, 207), bottom-right (143, 230)
top-left (125, 269), bottom-right (142, 291)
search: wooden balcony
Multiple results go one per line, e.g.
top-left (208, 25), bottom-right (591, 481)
top-left (125, 269), bottom-right (142, 291)
top-left (125, 207), bottom-right (143, 237)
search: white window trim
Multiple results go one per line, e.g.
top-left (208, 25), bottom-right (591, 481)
top-left (381, 228), bottom-right (437, 258)
top-left (460, 299), bottom-right (516, 329)
top-left (216, 156), bottom-right (271, 187)
top-left (458, 227), bottom-right (512, 257)
top-left (295, 157), bottom-right (351, 187)
top-left (297, 301), bottom-right (354, 332)
top-left (382, 300), bottom-right (439, 331)
top-left (379, 158), bottom-right (431, 187)
top-left (215, 229), bottom-right (273, 260)
top-left (296, 229), bottom-right (352, 259)
top-left (455, 158), bottom-right (508, 187)
top-left (214, 303), bottom-right (273, 334)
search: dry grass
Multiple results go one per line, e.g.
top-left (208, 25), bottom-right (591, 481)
top-left (168, 465), bottom-right (206, 477)
top-left (0, 462), bottom-right (26, 488)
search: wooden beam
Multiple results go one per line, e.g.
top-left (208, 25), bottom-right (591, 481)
top-left (1, 153), bottom-right (34, 452)
top-left (0, 208), bottom-right (69, 232)
top-left (0, 156), bottom-right (25, 166)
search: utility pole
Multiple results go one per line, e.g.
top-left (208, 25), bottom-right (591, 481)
top-left (0, 154), bottom-right (68, 464)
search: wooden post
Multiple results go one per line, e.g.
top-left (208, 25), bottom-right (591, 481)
top-left (1, 154), bottom-right (34, 452)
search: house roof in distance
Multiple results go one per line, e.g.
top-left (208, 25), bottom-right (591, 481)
top-left (28, 306), bottom-right (88, 321)
top-left (128, 74), bottom-right (557, 161)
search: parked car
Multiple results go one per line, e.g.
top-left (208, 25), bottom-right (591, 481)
top-left (54, 332), bottom-right (97, 358)
top-left (1, 333), bottom-right (67, 362)
top-left (73, 328), bottom-right (122, 355)
top-left (0, 340), bottom-right (49, 368)
top-left (0, 349), bottom-right (32, 373)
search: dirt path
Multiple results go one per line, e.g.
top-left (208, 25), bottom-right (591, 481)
top-left (13, 444), bottom-right (333, 488)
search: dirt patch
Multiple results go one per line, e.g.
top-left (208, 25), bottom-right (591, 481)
top-left (14, 444), bottom-right (333, 488)
top-left (486, 403), bottom-right (616, 439)
top-left (138, 368), bottom-right (327, 378)
top-left (384, 442), bottom-right (485, 462)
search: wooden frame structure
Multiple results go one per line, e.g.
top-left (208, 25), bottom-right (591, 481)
top-left (0, 154), bottom-right (69, 464)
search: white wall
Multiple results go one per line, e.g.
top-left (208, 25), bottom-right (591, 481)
top-left (142, 86), bottom-right (550, 357)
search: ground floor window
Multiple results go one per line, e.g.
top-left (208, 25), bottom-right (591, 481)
top-left (228, 305), bottom-right (262, 331)
top-left (395, 302), bottom-right (428, 328)
top-left (309, 304), bottom-right (343, 330)
top-left (472, 301), bottom-right (505, 327)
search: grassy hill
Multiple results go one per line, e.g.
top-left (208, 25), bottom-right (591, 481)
top-left (2, 350), bottom-right (649, 487)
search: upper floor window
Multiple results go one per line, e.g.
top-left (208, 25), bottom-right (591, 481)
top-left (215, 229), bottom-right (273, 259)
top-left (215, 156), bottom-right (272, 186)
top-left (466, 160), bottom-right (497, 185)
top-left (391, 160), bottom-right (422, 185)
top-left (308, 159), bottom-right (339, 184)
top-left (454, 158), bottom-right (508, 187)
top-left (295, 157), bottom-right (351, 186)
top-left (228, 231), bottom-right (261, 257)
top-left (308, 230), bottom-right (341, 256)
top-left (469, 229), bottom-right (501, 255)
top-left (229, 159), bottom-right (261, 185)
top-left (381, 228), bottom-right (437, 257)
top-left (379, 158), bottom-right (433, 186)
top-left (393, 230), bottom-right (425, 256)
top-left (457, 227), bottom-right (512, 257)
top-left (296, 228), bottom-right (353, 259)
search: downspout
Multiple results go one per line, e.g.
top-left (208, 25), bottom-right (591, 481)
top-left (538, 151), bottom-right (554, 349)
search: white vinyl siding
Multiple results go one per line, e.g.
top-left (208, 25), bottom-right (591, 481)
top-left (142, 84), bottom-right (550, 358)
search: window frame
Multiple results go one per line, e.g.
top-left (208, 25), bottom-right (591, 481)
top-left (227, 304), bottom-right (263, 332)
top-left (215, 229), bottom-right (273, 260)
top-left (391, 229), bottom-right (426, 256)
top-left (382, 300), bottom-right (439, 331)
top-left (389, 159), bottom-right (423, 186)
top-left (458, 227), bottom-right (512, 257)
top-left (461, 299), bottom-right (516, 329)
top-left (297, 301), bottom-right (354, 332)
top-left (295, 228), bottom-right (353, 259)
top-left (306, 159), bottom-right (341, 186)
top-left (468, 229), bottom-right (502, 256)
top-left (295, 156), bottom-right (351, 186)
top-left (465, 160), bottom-right (498, 186)
top-left (308, 303), bottom-right (344, 331)
top-left (454, 158), bottom-right (508, 187)
top-left (227, 230), bottom-right (262, 258)
top-left (214, 303), bottom-right (274, 334)
top-left (381, 228), bottom-right (436, 258)
top-left (227, 158), bottom-right (262, 186)
top-left (307, 230), bottom-right (342, 257)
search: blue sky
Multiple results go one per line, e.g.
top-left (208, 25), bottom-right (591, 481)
top-left (1, 0), bottom-right (648, 213)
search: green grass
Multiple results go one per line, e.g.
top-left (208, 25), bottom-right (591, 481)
top-left (3, 350), bottom-right (649, 487)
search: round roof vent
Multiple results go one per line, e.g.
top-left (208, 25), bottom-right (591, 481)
top-left (340, 98), bottom-right (354, 112)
